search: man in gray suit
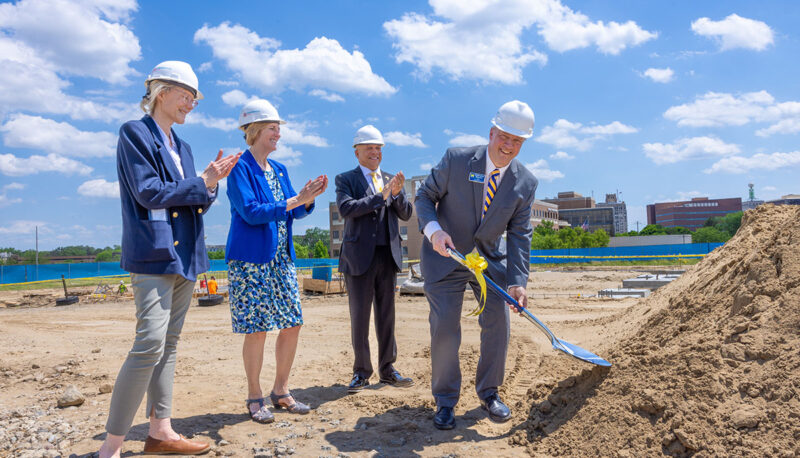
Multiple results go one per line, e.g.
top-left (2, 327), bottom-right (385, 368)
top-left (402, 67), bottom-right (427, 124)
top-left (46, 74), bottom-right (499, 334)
top-left (415, 100), bottom-right (538, 430)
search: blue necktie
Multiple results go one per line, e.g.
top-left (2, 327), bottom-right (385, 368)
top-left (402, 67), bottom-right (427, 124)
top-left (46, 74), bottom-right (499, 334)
top-left (482, 168), bottom-right (500, 218)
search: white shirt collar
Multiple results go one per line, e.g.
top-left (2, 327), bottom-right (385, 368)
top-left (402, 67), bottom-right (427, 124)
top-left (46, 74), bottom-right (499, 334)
top-left (359, 164), bottom-right (382, 178)
top-left (484, 152), bottom-right (510, 179)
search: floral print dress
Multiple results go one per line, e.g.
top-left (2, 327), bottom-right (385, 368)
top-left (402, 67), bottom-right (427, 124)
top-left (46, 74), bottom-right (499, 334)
top-left (228, 167), bottom-right (303, 334)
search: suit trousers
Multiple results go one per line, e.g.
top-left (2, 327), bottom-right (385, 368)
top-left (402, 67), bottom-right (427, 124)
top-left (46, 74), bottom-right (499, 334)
top-left (425, 267), bottom-right (510, 408)
top-left (105, 273), bottom-right (194, 436)
top-left (344, 246), bottom-right (398, 379)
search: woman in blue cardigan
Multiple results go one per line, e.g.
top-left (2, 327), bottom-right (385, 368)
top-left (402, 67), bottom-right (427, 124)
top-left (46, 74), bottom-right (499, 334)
top-left (226, 99), bottom-right (327, 423)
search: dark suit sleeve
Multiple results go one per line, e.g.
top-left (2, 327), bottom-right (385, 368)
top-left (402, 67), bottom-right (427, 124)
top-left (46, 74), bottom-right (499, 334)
top-left (391, 189), bottom-right (413, 221)
top-left (335, 172), bottom-right (386, 218)
top-left (414, 149), bottom-right (452, 232)
top-left (117, 123), bottom-right (211, 210)
top-left (506, 176), bottom-right (537, 288)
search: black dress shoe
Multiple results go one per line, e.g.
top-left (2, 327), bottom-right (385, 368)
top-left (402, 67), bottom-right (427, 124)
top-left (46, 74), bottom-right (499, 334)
top-left (480, 394), bottom-right (511, 423)
top-left (379, 370), bottom-right (414, 388)
top-left (433, 406), bottom-right (455, 430)
top-left (347, 374), bottom-right (370, 393)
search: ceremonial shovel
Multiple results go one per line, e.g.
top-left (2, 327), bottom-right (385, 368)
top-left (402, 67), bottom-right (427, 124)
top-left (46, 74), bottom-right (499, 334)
top-left (447, 248), bottom-right (611, 367)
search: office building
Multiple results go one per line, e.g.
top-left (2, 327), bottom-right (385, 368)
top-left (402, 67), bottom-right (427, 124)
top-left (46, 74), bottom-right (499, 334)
top-left (542, 191), bottom-right (594, 210)
top-left (646, 197), bottom-right (742, 230)
top-left (767, 194), bottom-right (800, 206)
top-left (558, 207), bottom-right (616, 236)
top-left (597, 193), bottom-right (628, 235)
top-left (530, 199), bottom-right (570, 230)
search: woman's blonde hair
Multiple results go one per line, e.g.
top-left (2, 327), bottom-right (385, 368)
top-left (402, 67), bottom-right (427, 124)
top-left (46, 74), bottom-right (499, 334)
top-left (139, 80), bottom-right (172, 114)
top-left (242, 121), bottom-right (278, 147)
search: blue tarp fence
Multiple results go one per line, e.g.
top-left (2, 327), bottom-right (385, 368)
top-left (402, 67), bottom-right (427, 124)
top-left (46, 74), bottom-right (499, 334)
top-left (0, 258), bottom-right (340, 285)
top-left (529, 242), bottom-right (724, 264)
top-left (0, 243), bottom-right (726, 284)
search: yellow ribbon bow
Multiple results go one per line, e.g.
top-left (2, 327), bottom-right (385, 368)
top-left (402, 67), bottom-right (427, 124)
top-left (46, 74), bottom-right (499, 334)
top-left (464, 252), bottom-right (489, 316)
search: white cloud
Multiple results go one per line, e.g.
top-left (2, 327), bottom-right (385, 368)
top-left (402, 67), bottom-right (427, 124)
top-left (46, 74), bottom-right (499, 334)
top-left (526, 159), bottom-right (563, 181)
top-left (194, 22), bottom-right (396, 96)
top-left (0, 220), bottom-right (48, 235)
top-left (270, 144), bottom-right (303, 167)
top-left (762, 185), bottom-right (777, 192)
top-left (0, 0), bottom-right (141, 84)
top-left (664, 90), bottom-right (800, 132)
top-left (536, 119), bottom-right (637, 151)
top-left (448, 134), bottom-right (488, 147)
top-left (184, 112), bottom-right (239, 131)
top-left (642, 67), bottom-right (674, 83)
top-left (384, 131), bottom-right (427, 148)
top-left (0, 36), bottom-right (139, 121)
top-left (704, 151), bottom-right (800, 174)
top-left (309, 89), bottom-right (345, 103)
top-left (216, 80), bottom-right (239, 87)
top-left (281, 122), bottom-right (329, 147)
top-left (755, 118), bottom-right (800, 137)
top-left (642, 136), bottom-right (740, 165)
top-left (0, 153), bottom-right (93, 176)
top-left (384, 0), bottom-right (655, 84)
top-left (0, 182), bottom-right (24, 207)
top-left (77, 178), bottom-right (119, 198)
top-left (691, 14), bottom-right (774, 51)
top-left (197, 61), bottom-right (213, 72)
top-left (549, 151), bottom-right (574, 160)
top-left (221, 89), bottom-right (256, 107)
top-left (0, 114), bottom-right (116, 157)
top-left (420, 162), bottom-right (434, 171)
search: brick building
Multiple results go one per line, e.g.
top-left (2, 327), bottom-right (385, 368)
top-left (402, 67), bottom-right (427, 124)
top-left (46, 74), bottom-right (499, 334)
top-left (646, 197), bottom-right (742, 230)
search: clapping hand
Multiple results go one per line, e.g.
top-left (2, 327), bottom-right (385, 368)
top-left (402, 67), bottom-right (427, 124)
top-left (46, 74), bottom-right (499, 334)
top-left (201, 149), bottom-right (242, 189)
top-left (297, 175), bottom-right (328, 205)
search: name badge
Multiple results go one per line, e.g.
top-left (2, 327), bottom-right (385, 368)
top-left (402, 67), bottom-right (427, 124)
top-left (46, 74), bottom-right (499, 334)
top-left (468, 172), bottom-right (485, 183)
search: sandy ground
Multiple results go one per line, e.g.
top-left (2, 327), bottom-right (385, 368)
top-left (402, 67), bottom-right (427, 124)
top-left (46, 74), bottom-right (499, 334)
top-left (0, 268), bottom-right (651, 457)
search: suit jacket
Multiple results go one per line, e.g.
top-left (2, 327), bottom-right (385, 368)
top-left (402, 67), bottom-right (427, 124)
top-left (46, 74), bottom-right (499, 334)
top-left (225, 150), bottom-right (313, 264)
top-left (116, 115), bottom-right (216, 281)
top-left (335, 166), bottom-right (413, 276)
top-left (415, 145), bottom-right (537, 286)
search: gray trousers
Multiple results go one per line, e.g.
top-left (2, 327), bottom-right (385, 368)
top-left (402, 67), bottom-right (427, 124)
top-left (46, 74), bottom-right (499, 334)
top-left (105, 273), bottom-right (194, 436)
top-left (424, 267), bottom-right (510, 408)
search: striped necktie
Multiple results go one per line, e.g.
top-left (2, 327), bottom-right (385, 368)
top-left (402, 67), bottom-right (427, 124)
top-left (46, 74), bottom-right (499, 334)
top-left (370, 171), bottom-right (383, 192)
top-left (482, 168), bottom-right (500, 218)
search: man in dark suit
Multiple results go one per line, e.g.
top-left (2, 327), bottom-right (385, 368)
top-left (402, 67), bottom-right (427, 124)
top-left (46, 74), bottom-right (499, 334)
top-left (336, 125), bottom-right (415, 393)
top-left (415, 101), bottom-right (538, 429)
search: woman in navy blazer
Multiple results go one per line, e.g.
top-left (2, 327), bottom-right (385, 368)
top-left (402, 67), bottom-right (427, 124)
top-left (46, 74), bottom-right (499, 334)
top-left (226, 99), bottom-right (327, 423)
top-left (99, 61), bottom-right (240, 458)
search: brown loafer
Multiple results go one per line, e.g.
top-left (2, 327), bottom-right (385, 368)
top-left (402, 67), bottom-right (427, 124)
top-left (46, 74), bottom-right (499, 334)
top-left (143, 434), bottom-right (211, 455)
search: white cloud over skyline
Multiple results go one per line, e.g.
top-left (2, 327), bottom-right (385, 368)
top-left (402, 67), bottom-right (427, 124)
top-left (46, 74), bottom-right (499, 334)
top-left (0, 114), bottom-right (117, 157)
top-left (643, 136), bottom-right (740, 165)
top-left (77, 178), bottom-right (119, 198)
top-left (536, 119), bottom-right (637, 151)
top-left (705, 151), bottom-right (800, 174)
top-left (194, 22), bottom-right (396, 96)
top-left (642, 67), bottom-right (674, 83)
top-left (384, 131), bottom-right (427, 148)
top-left (0, 153), bottom-right (93, 176)
top-left (691, 14), bottom-right (774, 51)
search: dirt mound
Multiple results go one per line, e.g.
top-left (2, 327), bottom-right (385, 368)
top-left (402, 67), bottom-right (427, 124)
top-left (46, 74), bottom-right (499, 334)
top-left (523, 204), bottom-right (800, 457)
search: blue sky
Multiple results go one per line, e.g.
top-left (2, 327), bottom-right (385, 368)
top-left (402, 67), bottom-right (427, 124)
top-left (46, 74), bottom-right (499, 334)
top-left (1, 0), bottom-right (799, 250)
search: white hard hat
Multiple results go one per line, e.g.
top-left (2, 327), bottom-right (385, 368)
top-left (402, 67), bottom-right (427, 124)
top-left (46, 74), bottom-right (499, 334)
top-left (145, 60), bottom-right (203, 100)
top-left (238, 99), bottom-right (286, 129)
top-left (491, 100), bottom-right (534, 138)
top-left (353, 125), bottom-right (385, 147)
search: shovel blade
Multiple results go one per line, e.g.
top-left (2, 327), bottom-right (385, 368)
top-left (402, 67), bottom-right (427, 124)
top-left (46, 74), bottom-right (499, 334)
top-left (553, 338), bottom-right (612, 367)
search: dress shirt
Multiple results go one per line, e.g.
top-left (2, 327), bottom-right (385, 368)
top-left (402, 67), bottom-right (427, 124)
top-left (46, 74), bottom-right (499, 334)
top-left (423, 153), bottom-right (509, 240)
top-left (155, 122), bottom-right (184, 179)
top-left (359, 164), bottom-right (383, 194)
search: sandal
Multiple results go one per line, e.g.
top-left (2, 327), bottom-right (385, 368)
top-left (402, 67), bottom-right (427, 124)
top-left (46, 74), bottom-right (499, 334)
top-left (269, 391), bottom-right (310, 415)
top-left (246, 397), bottom-right (275, 423)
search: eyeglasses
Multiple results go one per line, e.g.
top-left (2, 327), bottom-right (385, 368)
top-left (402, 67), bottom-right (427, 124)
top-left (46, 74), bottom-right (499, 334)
top-left (169, 87), bottom-right (198, 108)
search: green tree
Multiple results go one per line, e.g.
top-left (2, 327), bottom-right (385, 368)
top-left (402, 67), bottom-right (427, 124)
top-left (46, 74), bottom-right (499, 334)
top-left (665, 226), bottom-right (690, 235)
top-left (312, 240), bottom-right (329, 258)
top-left (207, 250), bottom-right (225, 260)
top-left (591, 229), bottom-right (610, 247)
top-left (639, 224), bottom-right (667, 236)
top-left (294, 242), bottom-right (309, 258)
top-left (717, 211), bottom-right (743, 236)
top-left (95, 249), bottom-right (113, 262)
top-left (692, 227), bottom-right (731, 243)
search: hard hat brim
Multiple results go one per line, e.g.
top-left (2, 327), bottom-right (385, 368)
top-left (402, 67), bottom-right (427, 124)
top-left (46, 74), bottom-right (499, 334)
top-left (145, 77), bottom-right (204, 100)
top-left (491, 120), bottom-right (532, 139)
top-left (353, 141), bottom-right (385, 147)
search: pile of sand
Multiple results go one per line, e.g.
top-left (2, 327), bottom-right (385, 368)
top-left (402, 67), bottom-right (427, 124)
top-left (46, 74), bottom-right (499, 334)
top-left (523, 204), bottom-right (800, 457)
